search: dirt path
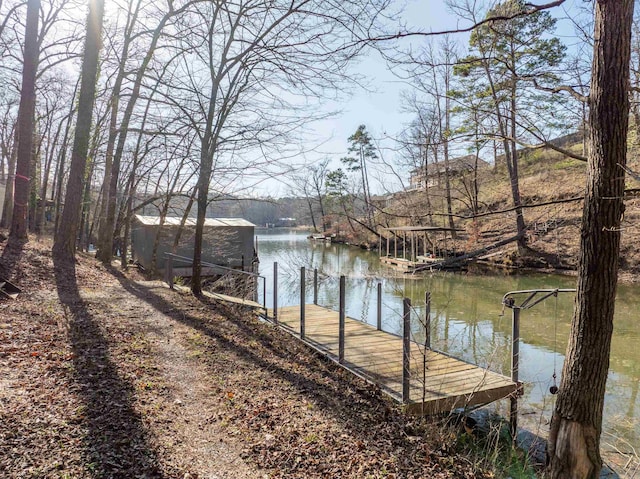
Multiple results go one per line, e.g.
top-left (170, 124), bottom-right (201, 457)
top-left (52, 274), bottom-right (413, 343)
top-left (124, 282), bottom-right (258, 478)
top-left (78, 282), bottom-right (259, 478)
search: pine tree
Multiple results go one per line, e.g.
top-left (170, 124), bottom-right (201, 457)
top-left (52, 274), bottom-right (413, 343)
top-left (455, 0), bottom-right (565, 252)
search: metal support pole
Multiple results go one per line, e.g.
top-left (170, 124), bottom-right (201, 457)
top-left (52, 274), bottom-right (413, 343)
top-left (425, 292), bottom-right (431, 349)
top-left (273, 262), bottom-right (278, 323)
top-left (402, 298), bottom-right (411, 404)
top-left (510, 307), bottom-right (520, 441)
top-left (313, 268), bottom-right (318, 305)
top-left (376, 282), bottom-right (382, 331)
top-left (339, 275), bottom-right (346, 363)
top-left (300, 266), bottom-right (306, 339)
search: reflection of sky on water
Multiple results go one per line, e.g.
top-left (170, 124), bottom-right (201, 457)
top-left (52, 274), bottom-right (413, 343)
top-left (256, 229), bottom-right (640, 453)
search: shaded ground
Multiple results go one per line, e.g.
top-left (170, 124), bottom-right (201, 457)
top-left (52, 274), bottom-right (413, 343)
top-left (0, 237), bottom-right (500, 478)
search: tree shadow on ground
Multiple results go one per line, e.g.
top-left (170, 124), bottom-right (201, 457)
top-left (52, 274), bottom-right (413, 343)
top-left (53, 256), bottom-right (167, 478)
top-left (0, 236), bottom-right (26, 280)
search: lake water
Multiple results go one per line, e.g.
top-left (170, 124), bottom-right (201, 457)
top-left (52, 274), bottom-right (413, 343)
top-left (255, 228), bottom-right (640, 464)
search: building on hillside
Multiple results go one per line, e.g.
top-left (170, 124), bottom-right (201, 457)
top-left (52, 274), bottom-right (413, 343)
top-left (131, 215), bottom-right (256, 275)
top-left (409, 155), bottom-right (490, 190)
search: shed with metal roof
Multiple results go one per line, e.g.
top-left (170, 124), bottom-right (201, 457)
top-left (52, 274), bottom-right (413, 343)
top-left (131, 215), bottom-right (256, 274)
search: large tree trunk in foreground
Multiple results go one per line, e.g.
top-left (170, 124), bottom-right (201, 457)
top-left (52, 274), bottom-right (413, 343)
top-left (547, 1), bottom-right (634, 478)
top-left (53, 0), bottom-right (105, 260)
top-left (10, 0), bottom-right (40, 241)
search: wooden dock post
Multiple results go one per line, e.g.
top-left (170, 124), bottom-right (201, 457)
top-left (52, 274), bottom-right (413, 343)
top-left (313, 268), bottom-right (318, 305)
top-left (377, 282), bottom-right (382, 331)
top-left (402, 298), bottom-right (411, 404)
top-left (510, 306), bottom-right (521, 440)
top-left (300, 267), bottom-right (306, 339)
top-left (425, 292), bottom-right (431, 348)
top-left (273, 262), bottom-right (278, 323)
top-left (339, 275), bottom-right (346, 364)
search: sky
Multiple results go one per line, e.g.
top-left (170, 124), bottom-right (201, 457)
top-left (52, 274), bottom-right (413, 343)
top-left (260, 0), bottom-right (588, 198)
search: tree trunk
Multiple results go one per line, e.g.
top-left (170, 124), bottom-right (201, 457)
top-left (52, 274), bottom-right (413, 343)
top-left (479, 51), bottom-right (527, 252)
top-left (53, 0), bottom-right (105, 260)
top-left (151, 202), bottom-right (169, 274)
top-left (547, 2), bottom-right (634, 478)
top-left (172, 187), bottom-right (196, 253)
top-left (52, 81), bottom-right (78, 235)
top-left (508, 72), bottom-right (526, 253)
top-left (306, 196), bottom-right (317, 232)
top-left (120, 171), bottom-right (135, 268)
top-left (443, 63), bottom-right (456, 237)
top-left (360, 147), bottom-right (373, 228)
top-left (191, 153), bottom-right (211, 296)
top-left (96, 4), bottom-right (181, 264)
top-left (1, 131), bottom-right (17, 228)
top-left (37, 119), bottom-right (61, 233)
top-left (95, 2), bottom-right (139, 263)
top-left (80, 160), bottom-right (98, 252)
top-left (10, 0), bottom-right (40, 241)
top-left (318, 196), bottom-right (327, 232)
top-left (28, 138), bottom-right (39, 232)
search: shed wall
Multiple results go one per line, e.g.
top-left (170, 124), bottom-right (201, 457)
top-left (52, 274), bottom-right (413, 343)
top-left (131, 219), bottom-right (255, 273)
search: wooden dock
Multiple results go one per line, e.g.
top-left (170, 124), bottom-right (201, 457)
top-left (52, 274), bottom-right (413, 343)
top-left (380, 256), bottom-right (440, 273)
top-left (272, 304), bottom-right (520, 415)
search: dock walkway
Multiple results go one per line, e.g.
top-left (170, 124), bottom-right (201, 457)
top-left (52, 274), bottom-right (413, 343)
top-left (173, 285), bottom-right (264, 310)
top-left (272, 304), bottom-right (519, 415)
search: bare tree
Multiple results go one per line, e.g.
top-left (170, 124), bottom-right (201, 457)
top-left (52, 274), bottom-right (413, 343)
top-left (309, 159), bottom-right (330, 232)
top-left (95, 0), bottom-right (203, 264)
top-left (53, 0), bottom-right (105, 259)
top-left (452, 0), bottom-right (565, 252)
top-left (154, 0), bottom-right (390, 295)
top-left (400, 37), bottom-right (460, 232)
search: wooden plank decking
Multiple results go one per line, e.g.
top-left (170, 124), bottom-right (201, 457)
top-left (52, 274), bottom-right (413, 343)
top-left (380, 256), bottom-right (443, 273)
top-left (272, 304), bottom-right (519, 415)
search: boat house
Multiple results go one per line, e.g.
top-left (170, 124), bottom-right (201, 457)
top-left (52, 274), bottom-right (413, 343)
top-left (380, 225), bottom-right (461, 272)
top-left (131, 215), bottom-right (256, 275)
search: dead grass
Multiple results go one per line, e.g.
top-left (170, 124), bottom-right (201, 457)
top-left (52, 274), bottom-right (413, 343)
top-left (412, 143), bottom-right (640, 279)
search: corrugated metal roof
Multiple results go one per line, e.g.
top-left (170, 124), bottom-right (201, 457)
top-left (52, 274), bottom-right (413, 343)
top-left (135, 215), bottom-right (255, 227)
top-left (215, 218), bottom-right (255, 227)
top-left (384, 226), bottom-right (462, 232)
